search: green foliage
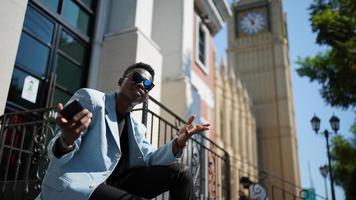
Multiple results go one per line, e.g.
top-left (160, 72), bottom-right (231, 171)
top-left (330, 123), bottom-right (356, 200)
top-left (298, 0), bottom-right (356, 198)
top-left (296, 0), bottom-right (356, 109)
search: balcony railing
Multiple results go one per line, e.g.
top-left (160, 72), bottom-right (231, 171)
top-left (0, 95), bottom-right (327, 200)
top-left (0, 96), bottom-right (231, 200)
top-left (231, 157), bottom-right (327, 200)
top-left (133, 96), bottom-right (231, 199)
top-left (0, 107), bottom-right (57, 200)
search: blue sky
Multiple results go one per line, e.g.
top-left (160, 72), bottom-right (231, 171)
top-left (214, 0), bottom-right (355, 199)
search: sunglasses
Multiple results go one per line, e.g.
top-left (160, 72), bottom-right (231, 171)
top-left (130, 72), bottom-right (155, 91)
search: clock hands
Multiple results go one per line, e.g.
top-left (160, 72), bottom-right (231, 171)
top-left (240, 11), bottom-right (266, 35)
top-left (245, 13), bottom-right (255, 25)
top-left (248, 17), bottom-right (255, 25)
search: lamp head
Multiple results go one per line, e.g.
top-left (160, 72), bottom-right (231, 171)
top-left (329, 114), bottom-right (340, 133)
top-left (319, 165), bottom-right (329, 178)
top-left (311, 114), bottom-right (321, 133)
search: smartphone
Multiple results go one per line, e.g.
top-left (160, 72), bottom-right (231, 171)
top-left (60, 99), bottom-right (85, 120)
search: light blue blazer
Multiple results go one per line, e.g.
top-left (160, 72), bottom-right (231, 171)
top-left (36, 88), bottom-right (179, 200)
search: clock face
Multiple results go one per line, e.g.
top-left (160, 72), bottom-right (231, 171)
top-left (239, 11), bottom-right (267, 35)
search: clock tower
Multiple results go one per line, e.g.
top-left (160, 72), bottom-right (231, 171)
top-left (228, 0), bottom-right (301, 196)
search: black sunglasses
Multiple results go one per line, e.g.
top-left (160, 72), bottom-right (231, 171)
top-left (130, 72), bottom-right (155, 91)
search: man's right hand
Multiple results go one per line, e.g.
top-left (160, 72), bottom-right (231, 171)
top-left (56, 102), bottom-right (92, 146)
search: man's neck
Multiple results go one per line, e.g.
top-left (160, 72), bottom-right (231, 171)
top-left (116, 92), bottom-right (135, 118)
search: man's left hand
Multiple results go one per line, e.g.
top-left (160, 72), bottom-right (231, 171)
top-left (176, 115), bottom-right (210, 148)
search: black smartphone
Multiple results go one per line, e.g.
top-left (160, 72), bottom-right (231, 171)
top-left (60, 99), bottom-right (85, 120)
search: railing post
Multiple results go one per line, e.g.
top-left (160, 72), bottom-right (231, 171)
top-left (141, 99), bottom-right (148, 126)
top-left (0, 114), bottom-right (9, 176)
top-left (224, 152), bottom-right (231, 200)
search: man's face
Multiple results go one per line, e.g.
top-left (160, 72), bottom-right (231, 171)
top-left (242, 182), bottom-right (250, 189)
top-left (119, 68), bottom-right (153, 104)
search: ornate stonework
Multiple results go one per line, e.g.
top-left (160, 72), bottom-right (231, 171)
top-left (214, 60), bottom-right (258, 200)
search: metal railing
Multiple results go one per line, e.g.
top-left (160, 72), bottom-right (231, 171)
top-left (0, 96), bottom-right (231, 200)
top-left (1, 94), bottom-right (326, 200)
top-left (0, 107), bottom-right (57, 200)
top-left (133, 96), bottom-right (231, 199)
top-left (231, 157), bottom-right (327, 200)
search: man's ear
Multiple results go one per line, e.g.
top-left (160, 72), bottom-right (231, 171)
top-left (118, 78), bottom-right (124, 86)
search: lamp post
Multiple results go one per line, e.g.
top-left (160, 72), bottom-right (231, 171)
top-left (310, 114), bottom-right (339, 200)
top-left (319, 165), bottom-right (329, 200)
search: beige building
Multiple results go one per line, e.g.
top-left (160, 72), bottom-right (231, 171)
top-left (215, 61), bottom-right (258, 199)
top-left (227, 0), bottom-right (301, 198)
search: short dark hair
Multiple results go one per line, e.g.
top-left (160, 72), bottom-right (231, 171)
top-left (240, 176), bottom-right (252, 185)
top-left (118, 62), bottom-right (155, 86)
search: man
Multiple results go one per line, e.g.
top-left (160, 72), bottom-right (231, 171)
top-left (36, 62), bottom-right (209, 200)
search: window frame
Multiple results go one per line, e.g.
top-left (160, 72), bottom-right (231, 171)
top-left (33, 0), bottom-right (95, 43)
top-left (6, 1), bottom-right (94, 111)
top-left (195, 15), bottom-right (209, 74)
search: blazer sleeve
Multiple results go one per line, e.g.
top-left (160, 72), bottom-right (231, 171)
top-left (133, 122), bottom-right (181, 166)
top-left (143, 139), bottom-right (182, 166)
top-left (47, 88), bottom-right (95, 165)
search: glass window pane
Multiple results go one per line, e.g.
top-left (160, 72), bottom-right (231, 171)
top-left (80, 0), bottom-right (93, 9)
top-left (59, 31), bottom-right (87, 64)
top-left (24, 6), bottom-right (54, 44)
top-left (7, 68), bottom-right (44, 109)
top-left (38, 0), bottom-right (60, 13)
top-left (16, 32), bottom-right (49, 77)
top-left (62, 0), bottom-right (91, 35)
top-left (199, 27), bottom-right (206, 64)
top-left (53, 88), bottom-right (71, 106)
top-left (56, 55), bottom-right (83, 93)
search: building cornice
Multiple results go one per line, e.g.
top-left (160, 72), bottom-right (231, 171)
top-left (195, 0), bottom-right (232, 35)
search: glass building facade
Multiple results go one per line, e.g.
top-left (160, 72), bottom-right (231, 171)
top-left (6, 0), bottom-right (96, 112)
top-left (0, 1), bottom-right (97, 198)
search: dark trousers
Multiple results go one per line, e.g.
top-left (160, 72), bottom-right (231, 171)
top-left (88, 164), bottom-right (195, 200)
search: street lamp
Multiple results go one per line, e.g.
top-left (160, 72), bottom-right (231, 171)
top-left (319, 165), bottom-right (329, 200)
top-left (329, 115), bottom-right (340, 133)
top-left (310, 114), bottom-right (339, 200)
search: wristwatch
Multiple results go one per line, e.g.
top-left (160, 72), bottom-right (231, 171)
top-left (59, 136), bottom-right (75, 151)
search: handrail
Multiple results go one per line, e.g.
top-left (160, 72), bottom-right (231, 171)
top-left (0, 95), bottom-right (326, 200)
top-left (0, 106), bottom-right (57, 117)
top-left (139, 95), bottom-right (325, 199)
top-left (230, 155), bottom-right (326, 199)
top-left (134, 96), bottom-right (232, 199)
top-left (147, 95), bottom-right (229, 155)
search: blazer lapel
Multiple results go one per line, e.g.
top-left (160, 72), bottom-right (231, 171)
top-left (105, 93), bottom-right (120, 149)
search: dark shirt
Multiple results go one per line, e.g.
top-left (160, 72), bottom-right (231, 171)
top-left (105, 113), bottom-right (129, 186)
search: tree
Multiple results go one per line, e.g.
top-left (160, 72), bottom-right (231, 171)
top-left (330, 124), bottom-right (356, 200)
top-left (296, 0), bottom-right (356, 109)
top-left (297, 0), bottom-right (356, 198)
